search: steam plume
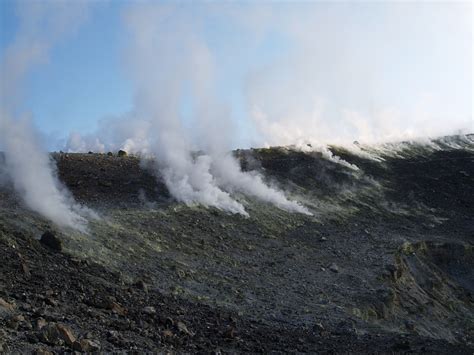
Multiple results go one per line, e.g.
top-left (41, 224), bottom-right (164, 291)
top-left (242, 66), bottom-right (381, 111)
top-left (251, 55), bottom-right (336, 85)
top-left (55, 2), bottom-right (469, 216)
top-left (0, 1), bottom-right (94, 231)
top-left (123, 3), bottom-right (310, 215)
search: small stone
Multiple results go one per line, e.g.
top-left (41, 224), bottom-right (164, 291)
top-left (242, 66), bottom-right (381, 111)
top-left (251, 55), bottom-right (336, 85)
top-left (45, 298), bottom-right (58, 307)
top-left (0, 298), bottom-right (15, 317)
top-left (143, 306), bottom-right (156, 315)
top-left (39, 323), bottom-right (75, 346)
top-left (56, 324), bottom-right (76, 345)
top-left (12, 314), bottom-right (25, 322)
top-left (329, 263), bottom-right (340, 273)
top-left (23, 321), bottom-right (33, 330)
top-left (162, 329), bottom-right (173, 338)
top-left (320, 237), bottom-right (327, 241)
top-left (107, 152), bottom-right (113, 156)
top-left (134, 280), bottom-right (148, 292)
top-left (73, 339), bottom-right (100, 352)
top-left (35, 318), bottom-right (47, 330)
top-left (107, 330), bottom-right (119, 339)
top-left (176, 321), bottom-right (193, 336)
top-left (117, 150), bottom-right (127, 157)
top-left (34, 348), bottom-right (53, 355)
top-left (98, 180), bottom-right (113, 188)
top-left (40, 231), bottom-right (62, 252)
top-left (224, 327), bottom-right (235, 339)
top-left (109, 302), bottom-right (127, 316)
top-left (39, 323), bottom-right (62, 345)
top-left (7, 319), bottom-right (19, 330)
top-left (20, 259), bottom-right (31, 278)
top-left (313, 322), bottom-right (325, 331)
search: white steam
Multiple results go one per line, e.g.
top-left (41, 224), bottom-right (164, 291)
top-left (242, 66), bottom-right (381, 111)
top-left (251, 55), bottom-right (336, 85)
top-left (244, 2), bottom-right (472, 146)
top-left (122, 3), bottom-right (310, 215)
top-left (64, 2), bottom-right (471, 152)
top-left (24, 2), bottom-right (469, 217)
top-left (0, 2), bottom-right (95, 231)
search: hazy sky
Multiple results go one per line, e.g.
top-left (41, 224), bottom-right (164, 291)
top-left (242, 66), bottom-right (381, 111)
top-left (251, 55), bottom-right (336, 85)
top-left (1, 0), bottom-right (472, 150)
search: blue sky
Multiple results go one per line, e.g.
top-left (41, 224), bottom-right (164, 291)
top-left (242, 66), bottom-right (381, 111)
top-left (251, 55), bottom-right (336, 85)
top-left (1, 1), bottom-right (472, 150)
top-left (1, 1), bottom-right (133, 138)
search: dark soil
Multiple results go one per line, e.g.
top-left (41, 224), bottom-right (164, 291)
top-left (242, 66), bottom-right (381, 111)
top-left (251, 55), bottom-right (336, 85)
top-left (0, 135), bottom-right (473, 353)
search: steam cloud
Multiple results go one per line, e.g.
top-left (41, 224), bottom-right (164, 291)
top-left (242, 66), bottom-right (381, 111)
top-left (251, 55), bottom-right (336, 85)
top-left (65, 2), bottom-right (471, 215)
top-left (244, 2), bottom-right (472, 146)
top-left (122, 3), bottom-right (310, 215)
top-left (3, 2), bottom-right (470, 219)
top-left (0, 2), bottom-right (95, 231)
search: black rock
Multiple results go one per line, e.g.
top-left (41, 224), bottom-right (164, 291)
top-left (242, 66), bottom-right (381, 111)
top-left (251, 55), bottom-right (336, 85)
top-left (40, 231), bottom-right (62, 252)
top-left (134, 280), bottom-right (148, 293)
top-left (329, 263), bottom-right (339, 273)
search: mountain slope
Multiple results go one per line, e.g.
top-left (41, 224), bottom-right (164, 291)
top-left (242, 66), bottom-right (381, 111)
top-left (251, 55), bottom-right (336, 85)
top-left (0, 135), bottom-right (473, 353)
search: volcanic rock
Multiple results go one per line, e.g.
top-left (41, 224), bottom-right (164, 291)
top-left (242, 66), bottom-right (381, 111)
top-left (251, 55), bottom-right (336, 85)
top-left (176, 321), bottom-right (193, 336)
top-left (73, 339), bottom-right (100, 352)
top-left (109, 301), bottom-right (127, 316)
top-left (56, 324), bottom-right (76, 345)
top-left (35, 318), bottom-right (47, 330)
top-left (0, 298), bottom-right (15, 318)
top-left (329, 263), bottom-right (340, 273)
top-left (118, 150), bottom-right (128, 157)
top-left (38, 323), bottom-right (76, 346)
top-left (98, 180), bottom-right (113, 188)
top-left (143, 306), bottom-right (156, 315)
top-left (134, 280), bottom-right (148, 292)
top-left (39, 231), bottom-right (62, 252)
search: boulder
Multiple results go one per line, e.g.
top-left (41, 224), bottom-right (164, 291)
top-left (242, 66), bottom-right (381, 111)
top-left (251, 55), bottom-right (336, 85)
top-left (56, 324), bottom-right (76, 345)
top-left (0, 298), bottom-right (15, 318)
top-left (134, 280), bottom-right (148, 292)
top-left (40, 231), bottom-right (62, 252)
top-left (38, 323), bottom-right (76, 346)
top-left (118, 150), bottom-right (127, 157)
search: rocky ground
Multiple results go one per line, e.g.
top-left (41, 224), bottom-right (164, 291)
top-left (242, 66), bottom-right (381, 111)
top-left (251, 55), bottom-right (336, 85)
top-left (0, 135), bottom-right (473, 353)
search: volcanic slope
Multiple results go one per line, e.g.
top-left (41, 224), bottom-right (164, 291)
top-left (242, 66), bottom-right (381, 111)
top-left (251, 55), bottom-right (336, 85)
top-left (0, 135), bottom-right (473, 353)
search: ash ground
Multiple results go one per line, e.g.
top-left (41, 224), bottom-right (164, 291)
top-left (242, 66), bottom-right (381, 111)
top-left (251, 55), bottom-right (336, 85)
top-left (0, 135), bottom-right (473, 353)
